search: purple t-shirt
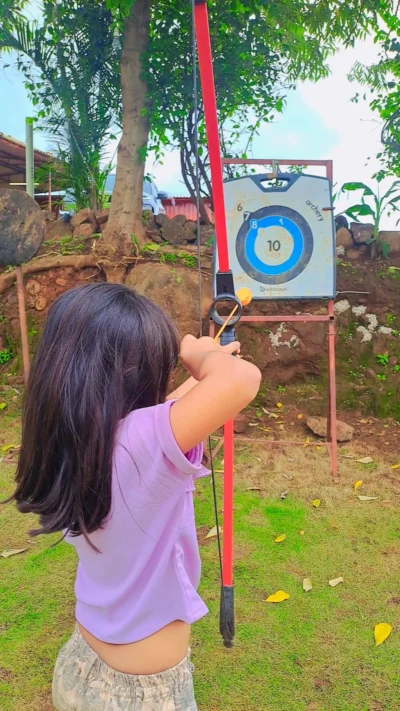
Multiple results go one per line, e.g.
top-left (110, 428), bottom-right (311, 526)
top-left (65, 401), bottom-right (210, 644)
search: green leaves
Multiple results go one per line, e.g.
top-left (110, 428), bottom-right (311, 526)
top-left (342, 182), bottom-right (374, 196)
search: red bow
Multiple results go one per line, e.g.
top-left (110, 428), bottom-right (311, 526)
top-left (193, 0), bottom-right (240, 648)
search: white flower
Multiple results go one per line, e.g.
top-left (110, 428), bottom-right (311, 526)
top-left (334, 299), bottom-right (351, 315)
top-left (378, 326), bottom-right (394, 336)
top-left (269, 324), bottom-right (300, 349)
top-left (365, 313), bottom-right (378, 332)
top-left (352, 305), bottom-right (367, 317)
top-left (357, 326), bottom-right (373, 343)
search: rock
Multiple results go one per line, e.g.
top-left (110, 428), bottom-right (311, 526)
top-left (335, 215), bottom-right (348, 229)
top-left (346, 248), bottom-right (363, 260)
top-left (145, 229), bottom-right (164, 244)
top-left (70, 208), bottom-right (98, 231)
top-left (41, 210), bottom-right (56, 222)
top-left (154, 213), bottom-right (169, 228)
top-left (161, 219), bottom-right (189, 245)
top-left (125, 262), bottom-right (212, 339)
top-left (336, 227), bottom-right (354, 249)
top-left (94, 208), bottom-right (109, 226)
top-left (26, 279), bottom-right (41, 296)
top-left (350, 222), bottom-right (374, 245)
top-left (0, 188), bottom-right (45, 266)
top-left (35, 295), bottom-right (48, 311)
top-left (73, 223), bottom-right (94, 240)
top-left (306, 416), bottom-right (354, 442)
top-left (378, 231), bottom-right (400, 257)
top-left (170, 214), bottom-right (188, 226)
top-left (45, 220), bottom-right (73, 241)
top-left (184, 220), bottom-right (197, 235)
top-left (234, 413), bottom-right (249, 434)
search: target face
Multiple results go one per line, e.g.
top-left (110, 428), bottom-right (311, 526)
top-left (218, 172), bottom-right (336, 301)
top-left (236, 205), bottom-right (313, 285)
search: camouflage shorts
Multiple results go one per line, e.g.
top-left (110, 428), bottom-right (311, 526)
top-left (52, 626), bottom-right (197, 710)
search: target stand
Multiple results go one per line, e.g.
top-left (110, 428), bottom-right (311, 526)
top-left (211, 159), bottom-right (338, 481)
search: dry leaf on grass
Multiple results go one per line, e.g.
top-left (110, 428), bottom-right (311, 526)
top-left (374, 623), bottom-right (392, 647)
top-left (276, 402), bottom-right (283, 409)
top-left (329, 577), bottom-right (344, 587)
top-left (1, 444), bottom-right (16, 453)
top-left (280, 490), bottom-right (289, 500)
top-left (303, 437), bottom-right (311, 448)
top-left (391, 463), bottom-right (400, 470)
top-left (312, 499), bottom-right (321, 508)
top-left (247, 487), bottom-right (263, 492)
top-left (1, 548), bottom-right (28, 559)
top-left (300, 530), bottom-right (305, 536)
top-left (282, 474), bottom-right (293, 481)
top-left (204, 526), bottom-right (222, 540)
top-left (265, 590), bottom-right (290, 603)
top-left (357, 456), bottom-right (374, 464)
top-left (354, 480), bottom-right (363, 491)
top-left (297, 414), bottom-right (304, 420)
top-left (358, 496), bottom-right (378, 501)
top-left (303, 578), bottom-right (313, 592)
top-left (274, 534), bottom-right (286, 543)
top-left (315, 446), bottom-right (322, 451)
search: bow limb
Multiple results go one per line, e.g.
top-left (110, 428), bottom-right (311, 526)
top-left (193, 0), bottom-right (236, 647)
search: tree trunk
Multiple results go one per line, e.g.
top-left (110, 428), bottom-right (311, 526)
top-left (103, 0), bottom-right (151, 254)
top-left (180, 145), bottom-right (212, 226)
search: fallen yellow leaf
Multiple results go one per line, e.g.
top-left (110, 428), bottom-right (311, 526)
top-left (357, 456), bottom-right (373, 464)
top-left (315, 446), bottom-right (322, 451)
top-left (303, 437), bottom-right (310, 448)
top-left (269, 413), bottom-right (279, 420)
top-left (1, 548), bottom-right (28, 559)
top-left (274, 534), bottom-right (286, 543)
top-left (303, 578), bottom-right (313, 592)
top-left (265, 590), bottom-right (290, 603)
top-left (354, 480), bottom-right (363, 491)
top-left (297, 414), bottom-right (304, 420)
top-left (374, 623), bottom-right (392, 647)
top-left (312, 499), bottom-right (321, 508)
top-left (358, 495), bottom-right (378, 501)
top-left (1, 444), bottom-right (16, 453)
top-left (300, 530), bottom-right (305, 536)
top-left (329, 577), bottom-right (344, 587)
top-left (204, 526), bottom-right (222, 540)
top-left (276, 402), bottom-right (283, 409)
top-left (391, 463), bottom-right (400, 470)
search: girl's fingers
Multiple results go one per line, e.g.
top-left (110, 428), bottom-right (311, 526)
top-left (221, 341), bottom-right (241, 354)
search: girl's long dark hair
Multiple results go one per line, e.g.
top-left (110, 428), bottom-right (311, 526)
top-left (11, 283), bottom-right (179, 540)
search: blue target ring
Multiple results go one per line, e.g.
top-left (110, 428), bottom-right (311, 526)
top-left (245, 215), bottom-right (304, 275)
top-left (236, 205), bottom-right (313, 285)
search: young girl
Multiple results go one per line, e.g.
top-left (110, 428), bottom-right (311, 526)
top-left (12, 282), bottom-right (261, 710)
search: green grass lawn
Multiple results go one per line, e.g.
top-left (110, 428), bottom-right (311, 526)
top-left (1, 404), bottom-right (399, 710)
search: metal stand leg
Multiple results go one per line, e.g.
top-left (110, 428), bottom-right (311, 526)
top-left (327, 300), bottom-right (338, 481)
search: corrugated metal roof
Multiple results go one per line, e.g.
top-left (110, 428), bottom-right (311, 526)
top-left (0, 133), bottom-right (53, 188)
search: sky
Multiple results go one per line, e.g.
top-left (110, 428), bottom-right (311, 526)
top-left (0, 18), bottom-right (395, 228)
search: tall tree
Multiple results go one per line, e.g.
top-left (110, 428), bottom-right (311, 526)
top-left (103, 0), bottom-right (151, 257)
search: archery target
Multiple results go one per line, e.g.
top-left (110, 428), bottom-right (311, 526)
top-left (214, 173), bottom-right (336, 300)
